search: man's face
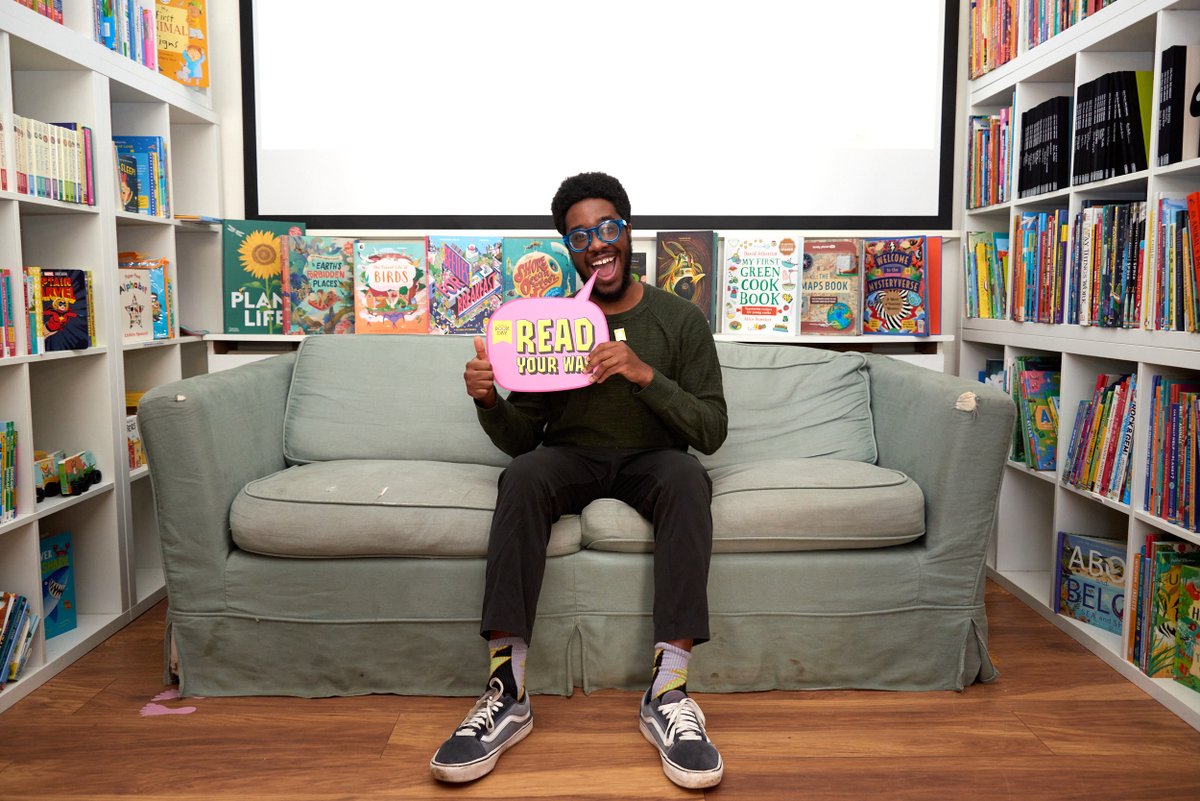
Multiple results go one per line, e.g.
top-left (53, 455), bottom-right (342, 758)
top-left (563, 198), bottom-right (632, 303)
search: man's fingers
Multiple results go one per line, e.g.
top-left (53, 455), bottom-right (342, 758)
top-left (473, 335), bottom-right (487, 360)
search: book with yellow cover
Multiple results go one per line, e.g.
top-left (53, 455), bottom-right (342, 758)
top-left (156, 0), bottom-right (208, 89)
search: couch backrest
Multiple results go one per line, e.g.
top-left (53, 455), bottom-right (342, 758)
top-left (697, 342), bottom-right (877, 470)
top-left (283, 335), bottom-right (510, 467)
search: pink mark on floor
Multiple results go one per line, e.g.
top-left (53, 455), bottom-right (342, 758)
top-left (139, 687), bottom-right (201, 716)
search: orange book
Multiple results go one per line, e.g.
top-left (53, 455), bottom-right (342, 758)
top-left (156, 0), bottom-right (208, 89)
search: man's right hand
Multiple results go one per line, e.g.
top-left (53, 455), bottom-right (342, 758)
top-left (464, 335), bottom-right (497, 409)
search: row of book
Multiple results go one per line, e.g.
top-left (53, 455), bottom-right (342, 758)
top-left (223, 221), bottom-right (943, 340)
top-left (1144, 192), bottom-right (1200, 333)
top-left (0, 115), bottom-right (96, 205)
top-left (1157, 44), bottom-right (1200, 167)
top-left (0, 591), bottom-right (38, 691)
top-left (1062, 372), bottom-right (1137, 502)
top-left (963, 231), bottom-right (1010, 319)
top-left (117, 254), bottom-right (176, 343)
top-left (1145, 376), bottom-right (1198, 532)
top-left (1027, 0), bottom-right (1118, 49)
top-left (24, 267), bottom-right (96, 354)
top-left (113, 135), bottom-right (170, 217)
top-left (1073, 70), bottom-right (1153, 186)
top-left (1009, 355), bottom-right (1060, 471)
top-left (1070, 200), bottom-right (1147, 328)
top-left (1018, 96), bottom-right (1071, 198)
top-left (967, 0), bottom-right (1017, 79)
top-left (0, 421), bottom-right (14, 523)
top-left (92, 0), bottom-right (209, 89)
top-left (966, 109), bottom-right (1012, 209)
top-left (0, 270), bottom-right (18, 358)
top-left (1012, 208), bottom-right (1069, 324)
top-left (12, 0), bottom-right (62, 23)
top-left (1127, 535), bottom-right (1199, 690)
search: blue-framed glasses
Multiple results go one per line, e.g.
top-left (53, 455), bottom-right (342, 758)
top-left (564, 219), bottom-right (628, 252)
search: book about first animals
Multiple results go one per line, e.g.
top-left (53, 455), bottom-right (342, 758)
top-left (156, 0), bottom-right (208, 88)
top-left (353, 241), bottom-right (429, 334)
top-left (500, 238), bottom-right (577, 303)
top-left (427, 236), bottom-right (502, 335)
top-left (722, 236), bottom-right (800, 336)
top-left (862, 237), bottom-right (929, 335)
top-left (222, 219), bottom-right (306, 335)
top-left (281, 236), bottom-right (355, 335)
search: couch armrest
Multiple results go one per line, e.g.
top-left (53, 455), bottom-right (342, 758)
top-left (863, 354), bottom-right (1016, 606)
top-left (138, 353), bottom-right (296, 611)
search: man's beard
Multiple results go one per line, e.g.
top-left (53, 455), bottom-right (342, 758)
top-left (590, 254), bottom-right (633, 302)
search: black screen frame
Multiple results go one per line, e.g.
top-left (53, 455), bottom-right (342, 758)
top-left (240, 0), bottom-right (960, 231)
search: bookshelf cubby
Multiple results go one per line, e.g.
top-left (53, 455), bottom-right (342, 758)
top-left (0, 2), bottom-right (221, 712)
top-left (961, 0), bottom-right (1200, 732)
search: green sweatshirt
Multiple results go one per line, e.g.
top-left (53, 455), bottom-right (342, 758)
top-left (477, 285), bottom-right (728, 456)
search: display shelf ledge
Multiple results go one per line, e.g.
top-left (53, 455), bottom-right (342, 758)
top-left (1006, 460), bottom-right (1057, 484)
top-left (130, 465), bottom-right (149, 482)
top-left (0, 190), bottom-right (99, 215)
top-left (1059, 481), bottom-right (1131, 513)
top-left (1131, 510), bottom-right (1200, 546)
top-left (32, 481), bottom-right (114, 521)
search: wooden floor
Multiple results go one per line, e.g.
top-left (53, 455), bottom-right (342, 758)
top-left (0, 582), bottom-right (1198, 801)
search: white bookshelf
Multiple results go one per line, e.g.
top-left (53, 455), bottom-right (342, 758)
top-left (0, 2), bottom-right (220, 712)
top-left (960, 0), bottom-right (1200, 732)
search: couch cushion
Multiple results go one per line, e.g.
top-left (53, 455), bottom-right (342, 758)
top-left (230, 460), bottom-right (581, 558)
top-left (700, 343), bottom-right (877, 470)
top-left (283, 335), bottom-right (510, 467)
top-left (581, 458), bottom-right (923, 553)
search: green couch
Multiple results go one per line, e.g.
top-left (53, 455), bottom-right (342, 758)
top-left (138, 335), bottom-right (1015, 698)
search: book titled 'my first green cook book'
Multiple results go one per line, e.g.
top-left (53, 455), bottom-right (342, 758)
top-left (222, 219), bottom-right (306, 334)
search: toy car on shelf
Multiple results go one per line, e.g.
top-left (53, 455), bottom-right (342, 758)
top-left (34, 450), bottom-right (63, 503)
top-left (59, 451), bottom-right (102, 496)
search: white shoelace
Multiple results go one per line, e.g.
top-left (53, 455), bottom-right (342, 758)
top-left (658, 696), bottom-right (707, 742)
top-left (455, 680), bottom-right (506, 736)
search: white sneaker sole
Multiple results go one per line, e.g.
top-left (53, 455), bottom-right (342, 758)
top-left (430, 717), bottom-right (534, 783)
top-left (639, 718), bottom-right (724, 789)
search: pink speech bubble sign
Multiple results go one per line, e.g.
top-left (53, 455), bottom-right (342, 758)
top-left (487, 272), bottom-right (609, 392)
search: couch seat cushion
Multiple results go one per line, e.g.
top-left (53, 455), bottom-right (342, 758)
top-left (581, 458), bottom-right (923, 553)
top-left (231, 460), bottom-right (581, 558)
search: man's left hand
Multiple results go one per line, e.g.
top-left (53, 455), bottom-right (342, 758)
top-left (588, 342), bottom-right (654, 388)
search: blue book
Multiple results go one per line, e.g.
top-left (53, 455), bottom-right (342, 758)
top-left (1053, 531), bottom-right (1126, 635)
top-left (149, 266), bottom-right (169, 339)
top-left (0, 596), bottom-right (28, 689)
top-left (40, 531), bottom-right (77, 639)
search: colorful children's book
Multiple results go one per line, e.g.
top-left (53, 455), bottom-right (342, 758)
top-left (148, 260), bottom-right (169, 339)
top-left (801, 238), bottom-right (862, 335)
top-left (117, 267), bottom-right (154, 343)
top-left (861, 236), bottom-right (929, 335)
top-left (500, 238), bottom-right (577, 303)
top-left (222, 219), bottom-right (305, 335)
top-left (156, 0), bottom-right (208, 88)
top-left (722, 235), bottom-right (800, 336)
top-left (117, 152), bottom-right (138, 212)
top-left (1053, 531), bottom-right (1126, 635)
top-left (426, 236), bottom-right (502, 334)
top-left (353, 240), bottom-right (429, 334)
top-left (40, 531), bottom-right (76, 639)
top-left (1147, 543), bottom-right (1200, 677)
top-left (39, 268), bottom-right (95, 351)
top-left (656, 231), bottom-right (718, 331)
top-left (1018, 369), bottom-right (1061, 470)
top-left (280, 236), bottom-right (355, 335)
top-left (126, 414), bottom-right (146, 469)
top-left (630, 252), bottom-right (648, 284)
top-left (1175, 564), bottom-right (1200, 691)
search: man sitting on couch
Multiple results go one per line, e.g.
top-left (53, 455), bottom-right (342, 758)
top-left (430, 172), bottom-right (729, 789)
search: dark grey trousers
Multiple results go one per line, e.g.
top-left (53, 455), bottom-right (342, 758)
top-left (480, 446), bottom-right (713, 645)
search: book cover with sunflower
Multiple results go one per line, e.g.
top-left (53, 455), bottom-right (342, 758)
top-left (222, 219), bottom-right (305, 334)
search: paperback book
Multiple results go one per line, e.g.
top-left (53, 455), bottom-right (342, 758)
top-left (39, 268), bottom-right (95, 351)
top-left (40, 531), bottom-right (76, 639)
top-left (427, 236), bottom-right (502, 334)
top-left (353, 240), bottom-right (429, 334)
top-left (222, 219), bottom-right (305, 335)
top-left (117, 266), bottom-right (154, 343)
top-left (801, 238), bottom-right (862, 335)
top-left (722, 235), bottom-right (800, 336)
top-left (281, 236), bottom-right (355, 335)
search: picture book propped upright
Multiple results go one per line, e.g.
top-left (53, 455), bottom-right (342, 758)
top-left (427, 236), bottom-right (502, 334)
top-left (223, 219), bottom-right (305, 335)
top-left (862, 237), bottom-right (929, 335)
top-left (353, 241), bottom-right (429, 334)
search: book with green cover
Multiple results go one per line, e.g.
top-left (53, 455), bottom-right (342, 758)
top-left (222, 219), bottom-right (305, 334)
top-left (1174, 564), bottom-right (1200, 691)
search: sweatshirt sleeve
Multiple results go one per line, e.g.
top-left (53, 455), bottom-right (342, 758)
top-left (633, 308), bottom-right (728, 455)
top-left (475, 390), bottom-right (549, 458)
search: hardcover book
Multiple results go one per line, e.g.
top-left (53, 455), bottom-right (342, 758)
top-left (39, 268), bottom-right (95, 351)
top-left (222, 219), bottom-right (305, 335)
top-left (353, 240), bottom-right (429, 334)
top-left (656, 231), bottom-right (718, 330)
top-left (1175, 564), bottom-right (1200, 691)
top-left (116, 267), bottom-right (154, 343)
top-left (427, 236), bottom-right (502, 334)
top-left (500, 238), bottom-right (577, 303)
top-left (40, 531), bottom-right (76, 639)
top-left (117, 152), bottom-right (138, 212)
top-left (281, 236), bottom-right (355, 335)
top-left (1147, 543), bottom-right (1200, 678)
top-left (801, 238), bottom-right (862, 335)
top-left (1053, 531), bottom-right (1126, 635)
top-left (1017, 369), bottom-right (1061, 471)
top-left (156, 0), bottom-right (208, 88)
top-left (861, 237), bottom-right (929, 335)
top-left (722, 235), bottom-right (800, 336)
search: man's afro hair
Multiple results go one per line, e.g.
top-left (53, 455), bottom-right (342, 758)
top-left (550, 172), bottom-right (631, 235)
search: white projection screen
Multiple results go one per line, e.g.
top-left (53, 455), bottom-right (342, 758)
top-left (241, 0), bottom-right (958, 230)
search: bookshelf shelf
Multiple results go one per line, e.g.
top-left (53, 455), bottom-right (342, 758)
top-left (0, 2), bottom-right (220, 713)
top-left (959, 0), bottom-right (1200, 733)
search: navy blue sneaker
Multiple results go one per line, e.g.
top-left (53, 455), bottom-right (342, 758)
top-left (430, 678), bottom-right (533, 783)
top-left (639, 689), bottom-right (724, 788)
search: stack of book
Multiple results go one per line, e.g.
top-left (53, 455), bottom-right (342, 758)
top-left (1062, 372), bottom-right (1136, 502)
top-left (1011, 208), bottom-right (1069, 323)
top-left (112, 135), bottom-right (170, 217)
top-left (1071, 70), bottom-right (1153, 186)
top-left (1018, 96), bottom-right (1072, 198)
top-left (1144, 375), bottom-right (1199, 531)
top-left (1068, 200), bottom-right (1148, 329)
top-left (1156, 44), bottom-right (1200, 167)
top-left (0, 592), bottom-right (37, 691)
top-left (967, 109), bottom-right (1012, 209)
top-left (5, 116), bottom-right (95, 205)
top-left (968, 0), bottom-right (1017, 78)
top-left (1126, 535), bottom-right (1200, 693)
top-left (963, 231), bottom-right (1009, 319)
top-left (1142, 192), bottom-right (1200, 333)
